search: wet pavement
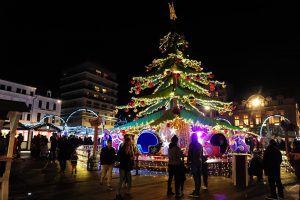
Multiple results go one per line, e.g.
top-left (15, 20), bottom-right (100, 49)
top-left (8, 152), bottom-right (300, 200)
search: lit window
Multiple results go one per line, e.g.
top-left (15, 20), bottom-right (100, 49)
top-left (234, 116), bottom-right (239, 126)
top-left (94, 86), bottom-right (100, 92)
top-left (93, 94), bottom-right (99, 98)
top-left (102, 88), bottom-right (107, 93)
top-left (96, 70), bottom-right (102, 76)
top-left (243, 115), bottom-right (249, 126)
top-left (269, 116), bottom-right (274, 124)
top-left (255, 114), bottom-right (261, 125)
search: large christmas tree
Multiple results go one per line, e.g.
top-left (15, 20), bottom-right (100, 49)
top-left (115, 2), bottom-right (238, 138)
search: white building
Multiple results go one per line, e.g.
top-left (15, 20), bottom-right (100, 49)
top-left (0, 78), bottom-right (61, 124)
top-left (0, 78), bottom-right (62, 149)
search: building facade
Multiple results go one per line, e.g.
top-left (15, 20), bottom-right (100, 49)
top-left (60, 61), bottom-right (118, 129)
top-left (0, 78), bottom-right (62, 125)
top-left (231, 94), bottom-right (300, 137)
top-left (0, 78), bottom-right (62, 149)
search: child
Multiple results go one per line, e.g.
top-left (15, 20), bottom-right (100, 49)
top-left (70, 150), bottom-right (78, 175)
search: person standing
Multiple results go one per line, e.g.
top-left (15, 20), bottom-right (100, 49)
top-left (100, 140), bottom-right (116, 190)
top-left (16, 133), bottom-right (23, 157)
top-left (187, 133), bottom-right (203, 198)
top-left (50, 133), bottom-right (58, 162)
top-left (70, 150), bottom-right (78, 175)
top-left (167, 135), bottom-right (183, 198)
top-left (201, 155), bottom-right (208, 190)
top-left (116, 137), bottom-right (134, 200)
top-left (263, 139), bottom-right (284, 200)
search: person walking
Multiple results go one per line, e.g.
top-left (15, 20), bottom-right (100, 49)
top-left (100, 139), bottom-right (116, 190)
top-left (187, 133), bottom-right (203, 198)
top-left (167, 135), bottom-right (183, 198)
top-left (116, 138), bottom-right (134, 200)
top-left (263, 139), bottom-right (284, 200)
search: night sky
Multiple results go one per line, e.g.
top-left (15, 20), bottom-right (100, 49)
top-left (2, 1), bottom-right (300, 104)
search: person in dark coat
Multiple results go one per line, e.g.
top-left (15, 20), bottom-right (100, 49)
top-left (289, 140), bottom-right (300, 198)
top-left (58, 136), bottom-right (69, 174)
top-left (201, 155), bottom-right (208, 190)
top-left (167, 135), bottom-right (183, 198)
top-left (50, 133), bottom-right (58, 162)
top-left (249, 151), bottom-right (263, 183)
top-left (263, 139), bottom-right (284, 199)
top-left (116, 137), bottom-right (134, 200)
top-left (187, 133), bottom-right (203, 198)
top-left (100, 140), bottom-right (116, 190)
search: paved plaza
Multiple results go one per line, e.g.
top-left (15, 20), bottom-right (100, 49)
top-left (8, 153), bottom-right (300, 200)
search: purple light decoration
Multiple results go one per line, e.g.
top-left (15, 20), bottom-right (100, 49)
top-left (191, 126), bottom-right (209, 145)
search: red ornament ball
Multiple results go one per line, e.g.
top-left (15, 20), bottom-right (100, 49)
top-left (149, 82), bottom-right (154, 88)
top-left (209, 83), bottom-right (215, 91)
top-left (129, 101), bottom-right (135, 107)
top-left (166, 70), bottom-right (172, 75)
top-left (209, 74), bottom-right (214, 78)
top-left (131, 80), bottom-right (135, 84)
top-left (185, 76), bottom-right (191, 81)
top-left (135, 82), bottom-right (141, 87)
top-left (195, 75), bottom-right (201, 80)
top-left (134, 116), bottom-right (138, 121)
top-left (166, 123), bottom-right (171, 128)
top-left (175, 73), bottom-right (180, 79)
top-left (124, 108), bottom-right (129, 113)
top-left (140, 101), bottom-right (145, 106)
top-left (219, 111), bottom-right (224, 115)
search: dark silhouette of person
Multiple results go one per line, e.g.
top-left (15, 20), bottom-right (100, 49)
top-left (248, 151), bottom-right (263, 183)
top-left (263, 139), bottom-right (284, 199)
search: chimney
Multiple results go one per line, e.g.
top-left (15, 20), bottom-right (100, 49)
top-left (47, 90), bottom-right (52, 98)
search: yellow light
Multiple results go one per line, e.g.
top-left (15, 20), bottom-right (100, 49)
top-left (251, 98), bottom-right (261, 107)
top-left (204, 106), bottom-right (210, 111)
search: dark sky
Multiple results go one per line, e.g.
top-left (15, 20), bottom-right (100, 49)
top-left (2, 1), bottom-right (300, 104)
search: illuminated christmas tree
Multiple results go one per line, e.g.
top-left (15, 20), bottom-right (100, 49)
top-left (115, 2), bottom-right (238, 143)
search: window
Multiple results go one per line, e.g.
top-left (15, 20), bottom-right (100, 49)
top-left (52, 117), bottom-right (55, 123)
top-left (0, 85), bottom-right (5, 90)
top-left (243, 115), bottom-right (249, 126)
top-left (93, 94), bottom-right (99, 98)
top-left (22, 89), bottom-right (26, 95)
top-left (37, 113), bottom-right (41, 121)
top-left (6, 86), bottom-right (11, 91)
top-left (19, 114), bottom-right (23, 120)
top-left (53, 103), bottom-right (56, 110)
top-left (269, 116), bottom-right (274, 124)
top-left (38, 100), bottom-right (42, 108)
top-left (94, 102), bottom-right (100, 108)
top-left (255, 114), bottom-right (261, 124)
top-left (96, 69), bottom-right (102, 76)
top-left (44, 117), bottom-right (49, 123)
top-left (16, 88), bottom-right (21, 93)
top-left (86, 101), bottom-right (92, 106)
top-left (30, 91), bottom-right (34, 96)
top-left (94, 86), bottom-right (100, 92)
top-left (28, 104), bottom-right (32, 110)
top-left (27, 114), bottom-right (31, 121)
top-left (102, 88), bottom-right (107, 93)
top-left (234, 116), bottom-right (239, 126)
top-left (46, 102), bottom-right (49, 109)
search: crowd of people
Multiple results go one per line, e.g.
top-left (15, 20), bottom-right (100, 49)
top-left (2, 129), bottom-right (300, 199)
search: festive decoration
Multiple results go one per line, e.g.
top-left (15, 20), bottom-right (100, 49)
top-left (137, 129), bottom-right (161, 154)
top-left (115, 1), bottom-right (238, 146)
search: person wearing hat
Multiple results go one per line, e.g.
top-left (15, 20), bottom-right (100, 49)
top-left (167, 135), bottom-right (183, 198)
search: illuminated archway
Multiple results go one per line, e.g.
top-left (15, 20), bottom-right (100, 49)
top-left (65, 108), bottom-right (99, 125)
top-left (259, 114), bottom-right (291, 138)
top-left (39, 114), bottom-right (66, 125)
